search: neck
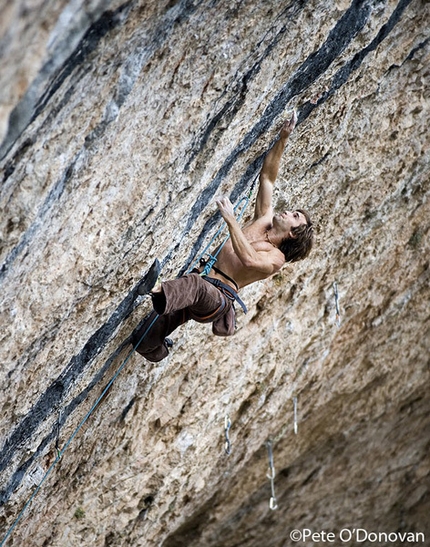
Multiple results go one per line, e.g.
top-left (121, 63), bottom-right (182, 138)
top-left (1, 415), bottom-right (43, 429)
top-left (265, 228), bottom-right (280, 248)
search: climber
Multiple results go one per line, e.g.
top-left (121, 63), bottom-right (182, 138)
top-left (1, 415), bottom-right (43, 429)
top-left (132, 111), bottom-right (314, 361)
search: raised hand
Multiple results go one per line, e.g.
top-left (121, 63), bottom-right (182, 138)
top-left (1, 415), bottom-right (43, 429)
top-left (280, 109), bottom-right (297, 139)
top-left (216, 196), bottom-right (235, 222)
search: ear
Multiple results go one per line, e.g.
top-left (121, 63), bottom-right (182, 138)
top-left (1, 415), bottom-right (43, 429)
top-left (288, 229), bottom-right (298, 239)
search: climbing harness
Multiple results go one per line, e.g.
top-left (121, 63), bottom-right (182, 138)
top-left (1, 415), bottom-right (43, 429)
top-left (186, 176), bottom-right (258, 319)
top-left (1, 174), bottom-right (259, 547)
top-left (266, 440), bottom-right (278, 510)
top-left (201, 263), bottom-right (239, 291)
top-left (201, 276), bottom-right (248, 314)
top-left (224, 414), bottom-right (232, 455)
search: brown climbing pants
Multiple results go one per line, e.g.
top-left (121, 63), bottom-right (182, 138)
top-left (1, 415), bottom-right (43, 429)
top-left (131, 273), bottom-right (236, 362)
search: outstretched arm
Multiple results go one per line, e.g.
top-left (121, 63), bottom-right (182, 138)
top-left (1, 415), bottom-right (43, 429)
top-left (254, 111), bottom-right (297, 220)
top-left (216, 197), bottom-right (283, 274)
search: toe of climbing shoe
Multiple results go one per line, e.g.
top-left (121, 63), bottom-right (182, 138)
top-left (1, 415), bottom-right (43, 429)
top-left (137, 259), bottom-right (161, 296)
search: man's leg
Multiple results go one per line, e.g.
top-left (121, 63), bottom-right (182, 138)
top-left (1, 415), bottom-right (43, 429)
top-left (132, 274), bottom-right (227, 362)
top-left (131, 309), bottom-right (187, 362)
top-left (151, 273), bottom-right (225, 318)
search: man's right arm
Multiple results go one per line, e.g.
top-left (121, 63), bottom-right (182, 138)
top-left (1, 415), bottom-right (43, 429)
top-left (216, 197), bottom-right (284, 274)
top-left (254, 111), bottom-right (297, 220)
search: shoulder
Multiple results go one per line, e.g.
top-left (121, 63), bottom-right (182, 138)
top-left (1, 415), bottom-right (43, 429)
top-left (253, 246), bottom-right (285, 275)
top-left (268, 247), bottom-right (286, 271)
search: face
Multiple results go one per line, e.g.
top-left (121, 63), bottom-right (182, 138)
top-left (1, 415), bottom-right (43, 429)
top-left (273, 210), bottom-right (307, 237)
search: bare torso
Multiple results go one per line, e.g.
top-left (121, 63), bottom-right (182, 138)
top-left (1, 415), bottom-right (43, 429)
top-left (200, 218), bottom-right (285, 290)
top-left (198, 113), bottom-right (301, 291)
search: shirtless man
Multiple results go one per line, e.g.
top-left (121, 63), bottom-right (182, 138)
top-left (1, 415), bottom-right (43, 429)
top-left (132, 111), bottom-right (314, 361)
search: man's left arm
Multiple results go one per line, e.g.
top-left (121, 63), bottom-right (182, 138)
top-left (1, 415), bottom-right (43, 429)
top-left (254, 111), bottom-right (297, 220)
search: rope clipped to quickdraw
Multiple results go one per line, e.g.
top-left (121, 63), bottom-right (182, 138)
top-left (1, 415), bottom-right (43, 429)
top-left (224, 414), bottom-right (232, 455)
top-left (271, 396), bottom-right (299, 444)
top-left (266, 440), bottom-right (278, 510)
top-left (293, 396), bottom-right (298, 435)
top-left (262, 397), bottom-right (298, 511)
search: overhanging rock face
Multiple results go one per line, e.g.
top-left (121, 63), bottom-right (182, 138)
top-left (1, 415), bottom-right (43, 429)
top-left (1, 1), bottom-right (429, 546)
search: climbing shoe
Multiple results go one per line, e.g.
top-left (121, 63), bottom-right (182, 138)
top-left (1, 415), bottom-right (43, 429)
top-left (137, 259), bottom-right (161, 295)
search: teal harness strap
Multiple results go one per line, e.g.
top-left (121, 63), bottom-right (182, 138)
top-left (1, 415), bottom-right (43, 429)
top-left (201, 253), bottom-right (219, 276)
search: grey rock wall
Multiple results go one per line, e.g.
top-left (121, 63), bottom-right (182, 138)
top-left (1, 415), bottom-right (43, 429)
top-left (0, 0), bottom-right (429, 546)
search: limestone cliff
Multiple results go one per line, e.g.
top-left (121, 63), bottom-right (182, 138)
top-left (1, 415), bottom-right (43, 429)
top-left (1, 0), bottom-right (429, 546)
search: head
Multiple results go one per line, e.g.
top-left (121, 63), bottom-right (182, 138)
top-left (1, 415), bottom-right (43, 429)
top-left (278, 208), bottom-right (314, 263)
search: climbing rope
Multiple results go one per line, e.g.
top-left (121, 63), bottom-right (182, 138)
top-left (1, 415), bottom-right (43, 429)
top-left (1, 175), bottom-right (259, 547)
top-left (0, 313), bottom-right (159, 547)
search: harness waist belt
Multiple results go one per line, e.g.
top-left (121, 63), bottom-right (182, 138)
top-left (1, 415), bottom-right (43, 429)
top-left (202, 276), bottom-right (248, 314)
top-left (199, 259), bottom-right (240, 292)
top-left (211, 265), bottom-right (239, 291)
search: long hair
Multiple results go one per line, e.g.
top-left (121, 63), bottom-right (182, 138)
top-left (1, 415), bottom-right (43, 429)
top-left (279, 209), bottom-right (314, 263)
